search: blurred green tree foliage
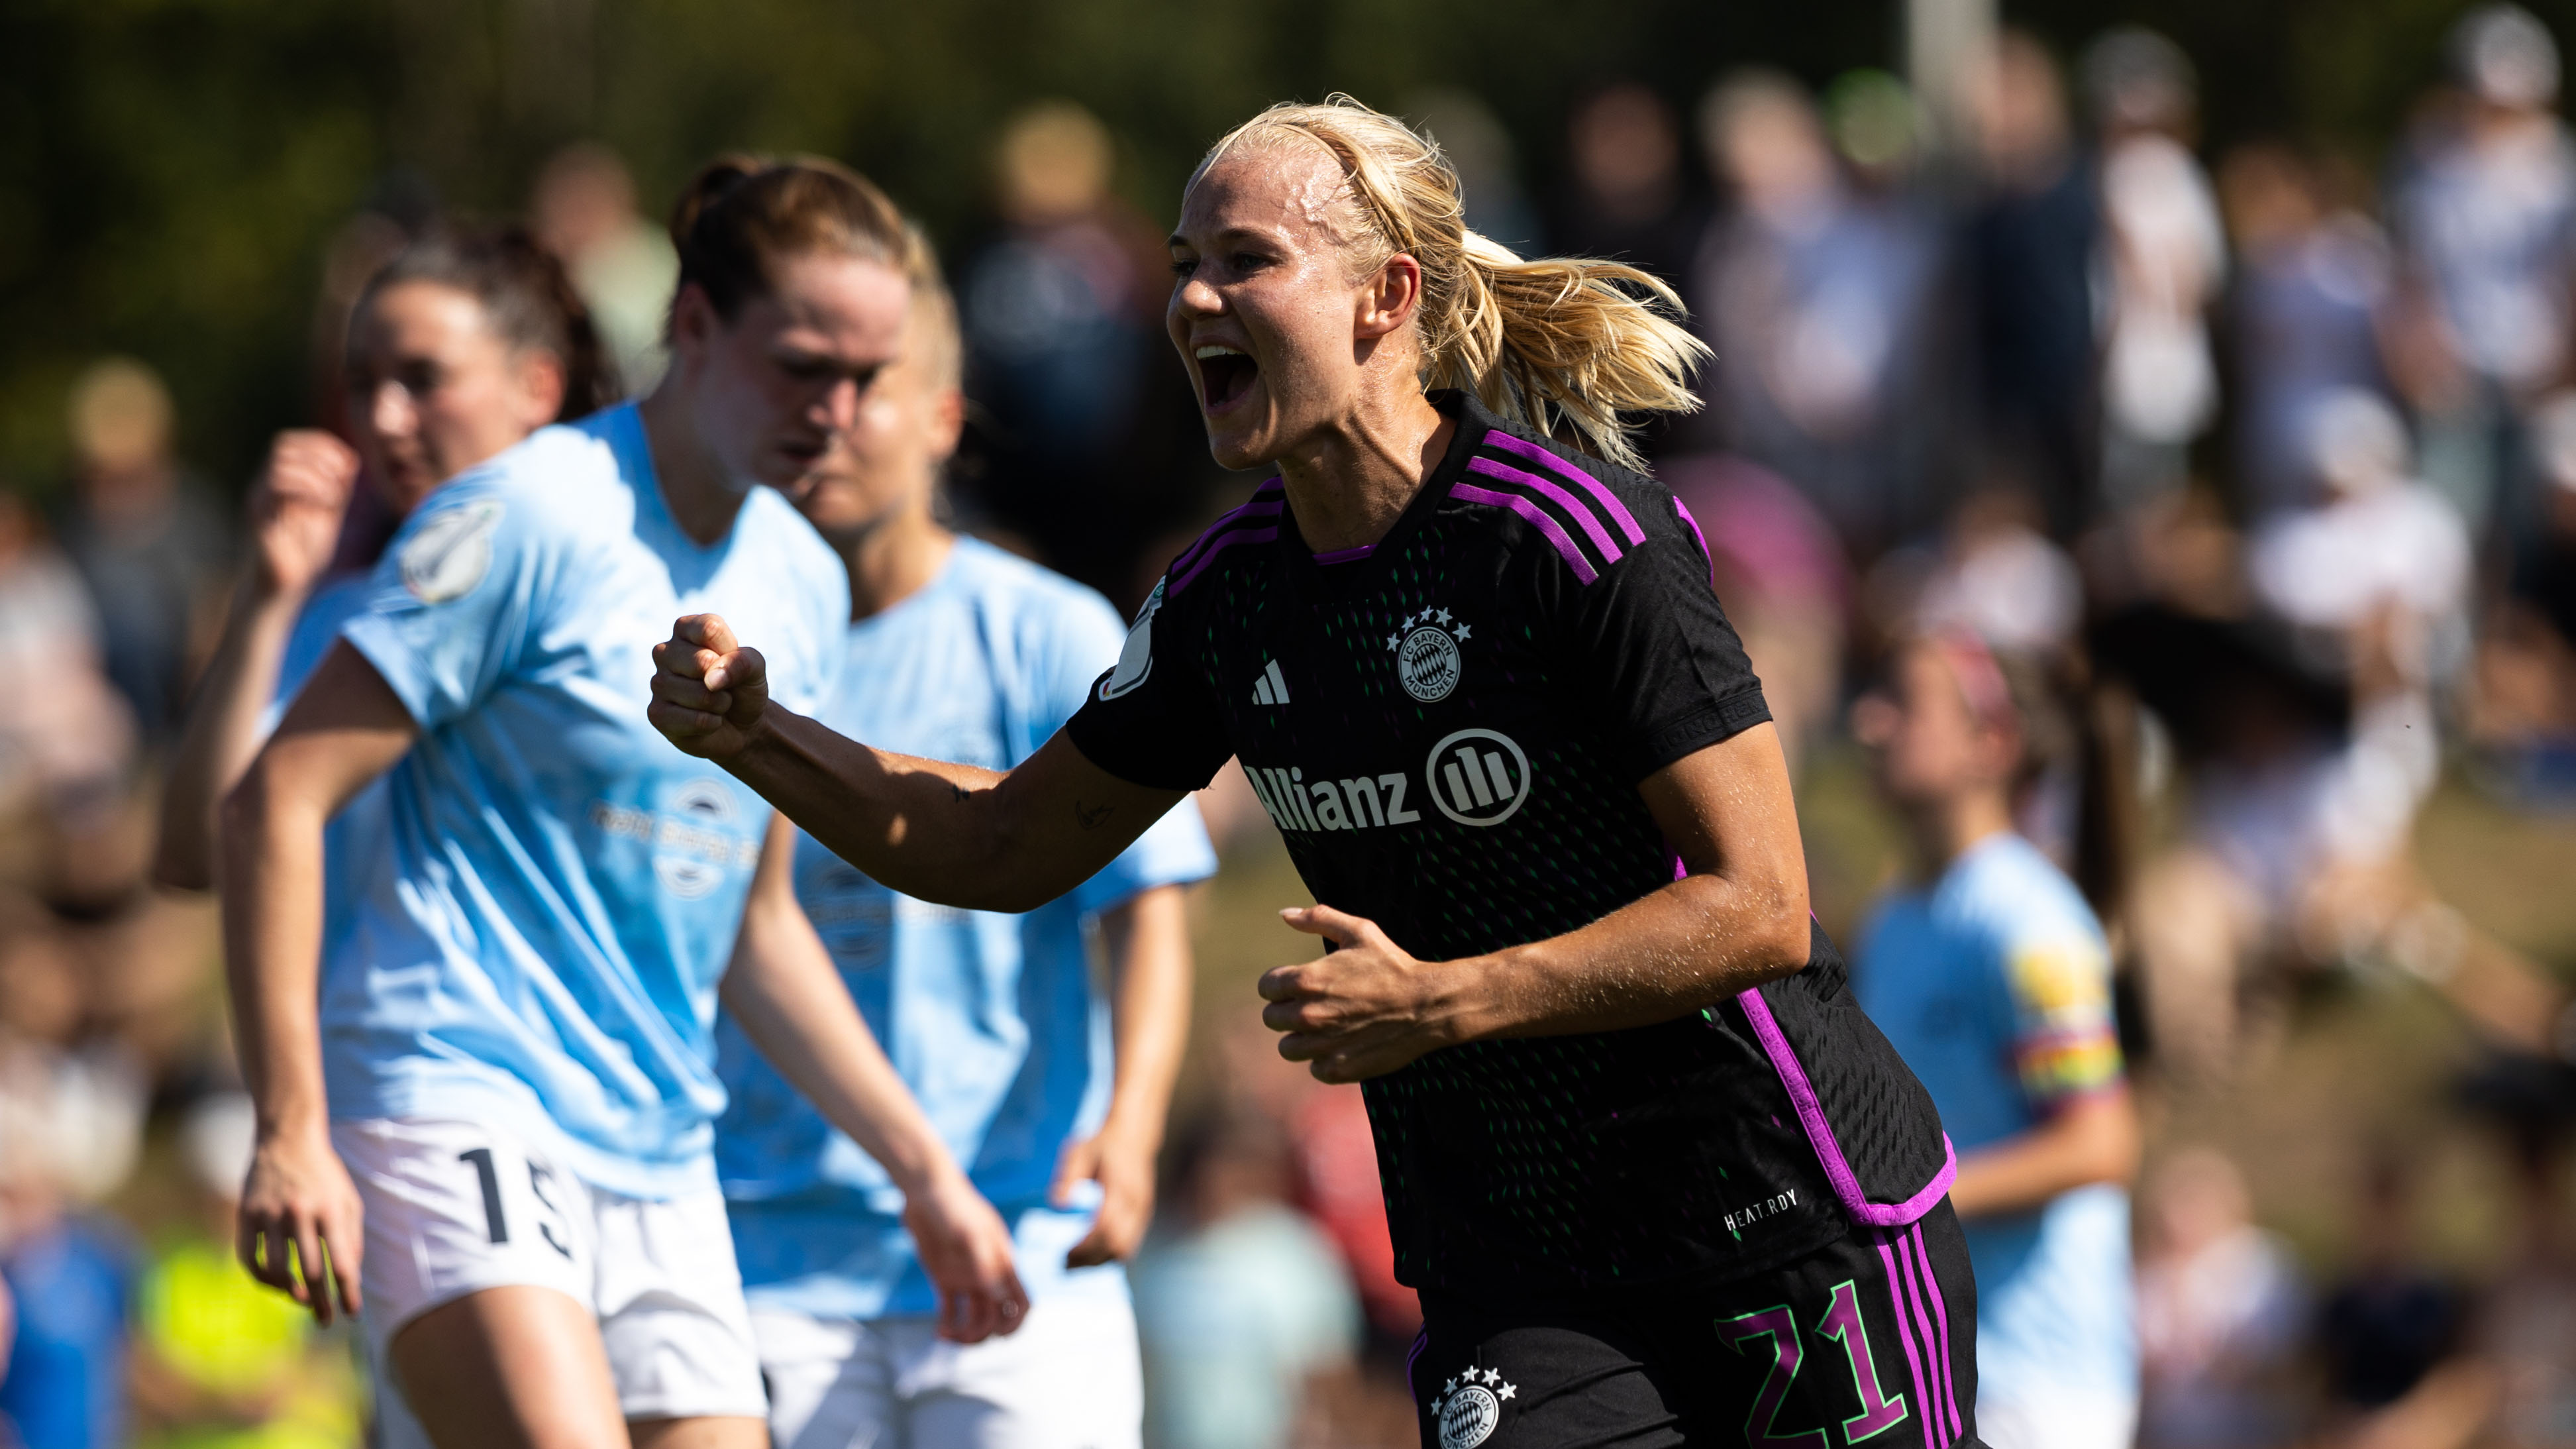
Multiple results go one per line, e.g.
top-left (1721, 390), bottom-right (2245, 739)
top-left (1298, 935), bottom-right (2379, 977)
top-left (2, 0), bottom-right (2570, 492)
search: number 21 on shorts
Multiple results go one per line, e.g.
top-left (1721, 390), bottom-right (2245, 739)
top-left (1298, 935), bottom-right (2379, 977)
top-left (1716, 1280), bottom-right (1910, 1448)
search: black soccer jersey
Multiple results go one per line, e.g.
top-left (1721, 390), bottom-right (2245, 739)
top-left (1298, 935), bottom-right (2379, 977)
top-left (1067, 392), bottom-right (1952, 1299)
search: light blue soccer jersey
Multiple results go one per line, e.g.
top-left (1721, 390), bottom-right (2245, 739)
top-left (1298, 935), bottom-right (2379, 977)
top-left (1855, 832), bottom-right (2137, 1407)
top-left (325, 403), bottom-right (849, 1199)
top-left (717, 537), bottom-right (1217, 1318)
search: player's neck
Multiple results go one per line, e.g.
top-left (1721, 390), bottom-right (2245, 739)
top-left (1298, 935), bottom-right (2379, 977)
top-left (1909, 789), bottom-right (2015, 877)
top-left (841, 504), bottom-right (954, 621)
top-left (1275, 392), bottom-right (1454, 554)
top-left (637, 385), bottom-right (752, 547)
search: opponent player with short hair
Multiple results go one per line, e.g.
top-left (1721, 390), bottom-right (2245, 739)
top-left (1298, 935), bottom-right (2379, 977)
top-left (652, 99), bottom-right (1979, 1448)
top-left (222, 156), bottom-right (1026, 1449)
top-left (714, 199), bottom-right (1215, 1449)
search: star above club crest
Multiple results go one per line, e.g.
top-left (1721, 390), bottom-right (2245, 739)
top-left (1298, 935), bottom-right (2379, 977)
top-left (1454, 623), bottom-right (1471, 641)
top-left (1443, 1377), bottom-right (1459, 1395)
top-left (1386, 632), bottom-right (1402, 650)
top-left (1498, 1383), bottom-right (1517, 1400)
top-left (1434, 608), bottom-right (1453, 625)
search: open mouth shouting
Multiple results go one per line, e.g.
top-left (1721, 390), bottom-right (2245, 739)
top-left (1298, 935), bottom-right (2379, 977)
top-left (1194, 344), bottom-right (1260, 415)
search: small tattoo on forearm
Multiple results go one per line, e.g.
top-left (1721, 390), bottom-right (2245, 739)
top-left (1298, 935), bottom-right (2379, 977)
top-left (1074, 800), bottom-right (1113, 830)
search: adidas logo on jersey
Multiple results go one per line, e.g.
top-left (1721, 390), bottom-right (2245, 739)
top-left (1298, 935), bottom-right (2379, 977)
top-left (1243, 729), bottom-right (1535, 834)
top-left (1250, 659), bottom-right (1291, 706)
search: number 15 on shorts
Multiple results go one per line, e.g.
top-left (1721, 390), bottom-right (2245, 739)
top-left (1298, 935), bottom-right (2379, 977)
top-left (457, 1145), bottom-right (576, 1260)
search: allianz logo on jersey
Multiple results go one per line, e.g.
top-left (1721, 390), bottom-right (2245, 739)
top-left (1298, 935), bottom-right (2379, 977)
top-left (1245, 728), bottom-right (1533, 833)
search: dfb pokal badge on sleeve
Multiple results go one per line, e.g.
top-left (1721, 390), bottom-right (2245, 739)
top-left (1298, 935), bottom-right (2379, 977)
top-left (1431, 1367), bottom-right (1516, 1449)
top-left (1389, 607), bottom-right (1468, 703)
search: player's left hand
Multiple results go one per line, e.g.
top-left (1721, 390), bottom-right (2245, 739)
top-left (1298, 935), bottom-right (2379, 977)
top-left (1262, 905), bottom-right (1466, 1082)
top-left (1051, 1117), bottom-right (1157, 1268)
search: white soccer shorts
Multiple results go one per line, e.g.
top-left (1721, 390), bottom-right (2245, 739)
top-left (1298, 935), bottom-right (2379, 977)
top-left (1978, 1388), bottom-right (2139, 1449)
top-left (755, 1295), bottom-right (1143, 1449)
top-left (332, 1116), bottom-right (767, 1442)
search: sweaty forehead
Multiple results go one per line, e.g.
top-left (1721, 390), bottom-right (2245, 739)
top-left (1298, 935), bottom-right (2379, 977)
top-left (1176, 139), bottom-right (1358, 249)
top-left (768, 252), bottom-right (909, 358)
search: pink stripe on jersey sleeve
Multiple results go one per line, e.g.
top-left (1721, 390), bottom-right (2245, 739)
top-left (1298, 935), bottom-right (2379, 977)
top-left (1170, 525), bottom-right (1278, 594)
top-left (1465, 456), bottom-right (1626, 565)
top-left (1480, 431), bottom-right (1646, 545)
top-left (1671, 496), bottom-right (1716, 588)
top-left (1449, 482), bottom-right (1599, 584)
top-left (1172, 498), bottom-right (1283, 576)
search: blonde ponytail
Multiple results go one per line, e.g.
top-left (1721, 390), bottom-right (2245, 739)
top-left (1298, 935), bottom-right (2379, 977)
top-left (1194, 95), bottom-right (1710, 472)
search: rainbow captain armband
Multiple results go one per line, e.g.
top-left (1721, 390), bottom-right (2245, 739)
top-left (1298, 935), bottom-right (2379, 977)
top-left (2016, 1030), bottom-right (2124, 1103)
top-left (2006, 939), bottom-right (2124, 1103)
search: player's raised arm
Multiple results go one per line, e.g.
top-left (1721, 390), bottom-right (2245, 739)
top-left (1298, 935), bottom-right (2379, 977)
top-left (651, 612), bottom-right (1186, 912)
top-left (156, 429), bottom-right (356, 892)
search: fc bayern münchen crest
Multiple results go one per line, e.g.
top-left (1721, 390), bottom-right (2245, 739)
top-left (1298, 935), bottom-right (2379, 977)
top-left (1388, 607), bottom-right (1470, 704)
top-left (1431, 1367), bottom-right (1516, 1449)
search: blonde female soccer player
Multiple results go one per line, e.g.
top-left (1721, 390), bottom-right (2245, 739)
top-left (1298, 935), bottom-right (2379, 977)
top-left (654, 100), bottom-right (1978, 1448)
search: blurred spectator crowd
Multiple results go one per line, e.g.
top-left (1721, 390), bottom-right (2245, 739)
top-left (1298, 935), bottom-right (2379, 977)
top-left (16, 7), bottom-right (2576, 1447)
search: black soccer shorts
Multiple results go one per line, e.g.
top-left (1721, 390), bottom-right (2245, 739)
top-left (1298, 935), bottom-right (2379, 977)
top-left (1408, 1203), bottom-right (1983, 1449)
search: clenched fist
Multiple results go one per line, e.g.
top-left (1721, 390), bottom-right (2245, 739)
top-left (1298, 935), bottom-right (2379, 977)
top-left (649, 614), bottom-right (771, 760)
top-left (248, 431), bottom-right (359, 600)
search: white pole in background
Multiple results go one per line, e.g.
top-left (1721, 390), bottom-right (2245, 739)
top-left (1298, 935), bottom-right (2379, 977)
top-left (1908, 0), bottom-right (1999, 154)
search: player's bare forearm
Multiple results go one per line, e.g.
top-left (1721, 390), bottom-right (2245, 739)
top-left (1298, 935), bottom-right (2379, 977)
top-left (1466, 722), bottom-right (1811, 1039)
top-left (1057, 886), bottom-right (1193, 1266)
top-left (724, 818), bottom-right (1031, 1339)
top-left (1263, 725), bottom-right (1811, 1081)
top-left (219, 761), bottom-right (335, 1139)
top-left (719, 818), bottom-right (958, 1193)
top-left (1270, 877), bottom-right (1809, 1081)
top-left (219, 647), bottom-right (421, 1137)
top-left (1098, 886), bottom-right (1193, 1146)
top-left (1463, 871), bottom-right (1811, 1042)
top-left (158, 579), bottom-right (305, 890)
top-left (721, 710), bottom-right (1180, 914)
top-left (1948, 1088), bottom-right (2140, 1218)
top-left (655, 614), bottom-right (1184, 911)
